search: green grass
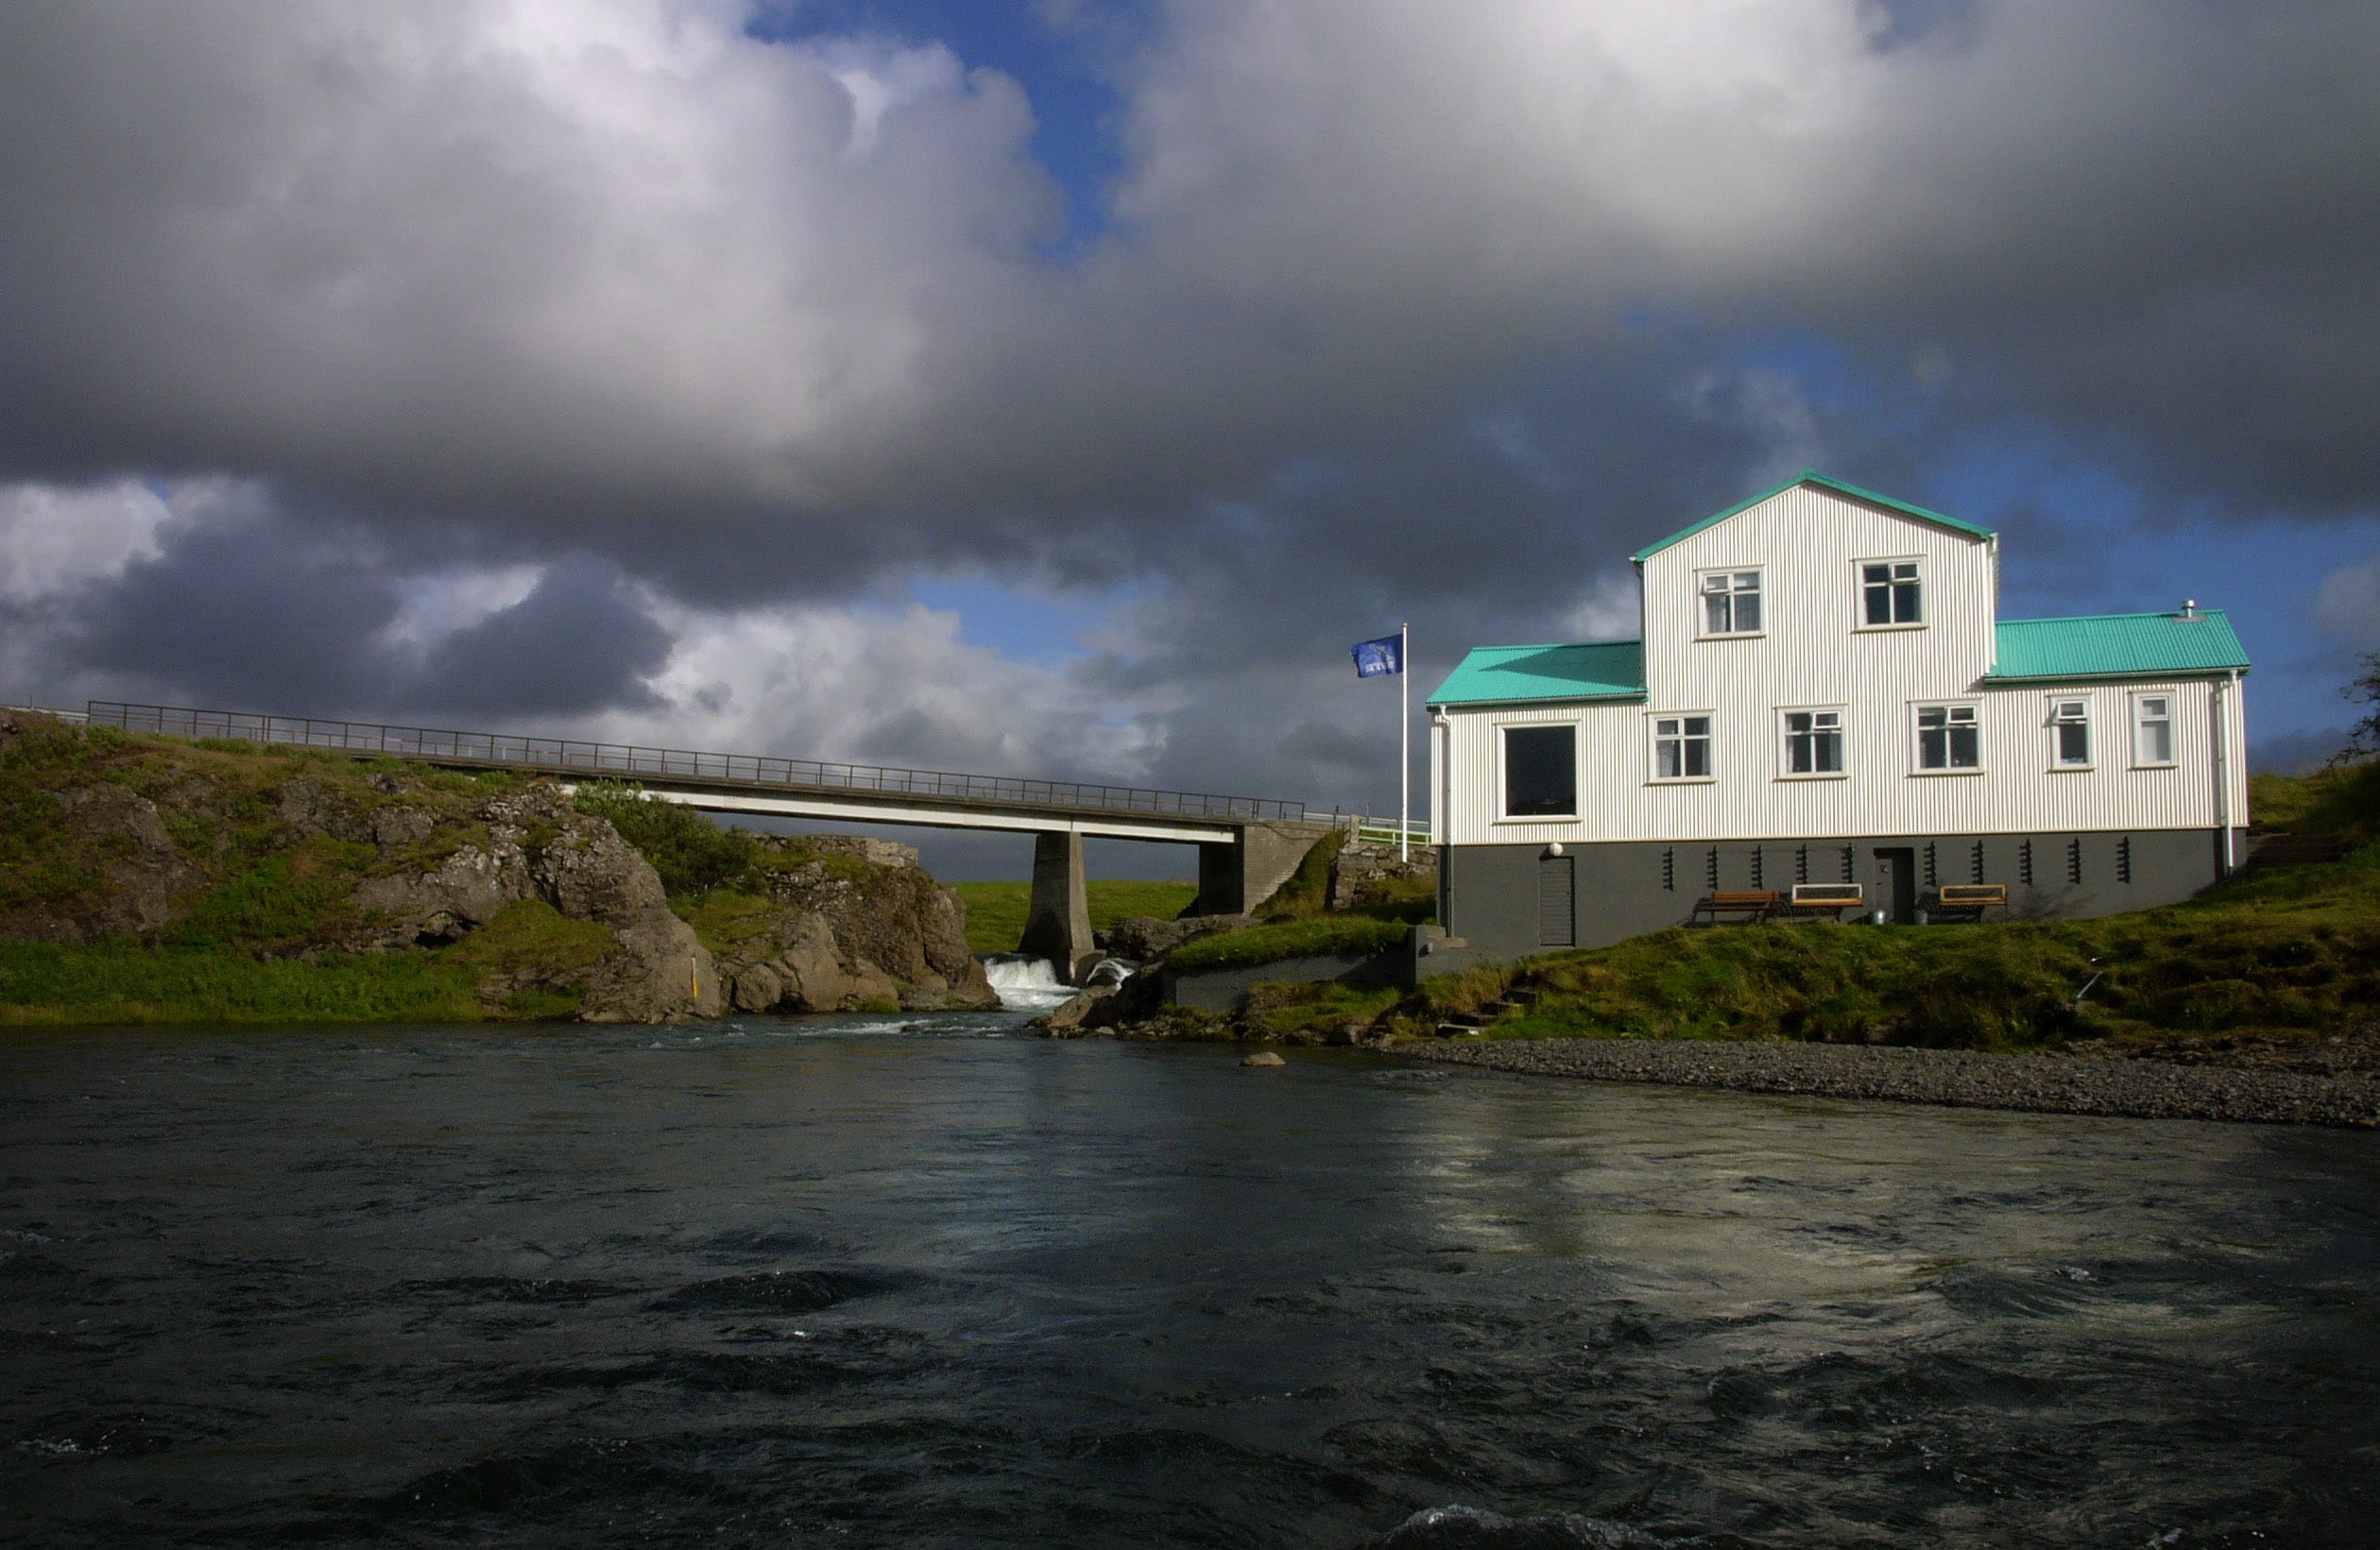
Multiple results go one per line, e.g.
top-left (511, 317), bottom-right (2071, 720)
top-left (0, 901), bottom-right (613, 1028)
top-left (674, 889), bottom-right (780, 957)
top-left (1235, 980), bottom-right (1405, 1041)
top-left (952, 879), bottom-right (1199, 954)
top-left (0, 941), bottom-right (488, 1027)
top-left (570, 783), bottom-right (866, 898)
top-left (1167, 913), bottom-right (1412, 973)
top-left (1350, 839), bottom-right (2380, 1051)
top-left (2251, 758), bottom-right (2379, 848)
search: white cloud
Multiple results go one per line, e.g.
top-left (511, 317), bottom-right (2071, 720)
top-left (583, 598), bottom-right (1168, 780)
top-left (1560, 570), bottom-right (1643, 642)
top-left (0, 481), bottom-right (171, 604)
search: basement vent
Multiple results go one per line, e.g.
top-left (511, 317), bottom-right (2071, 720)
top-left (1841, 844), bottom-right (1856, 883)
top-left (1972, 841), bottom-right (1986, 885)
top-left (1751, 847), bottom-right (1764, 889)
top-left (1795, 844), bottom-right (1809, 884)
top-left (2067, 838), bottom-right (2083, 885)
top-left (1924, 843), bottom-right (1939, 887)
top-left (1662, 846), bottom-right (1675, 892)
top-left (2019, 839), bottom-right (2034, 885)
top-left (2117, 836), bottom-right (2132, 885)
top-left (1706, 848), bottom-right (1720, 891)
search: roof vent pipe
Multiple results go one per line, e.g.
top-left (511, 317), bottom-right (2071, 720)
top-left (2180, 598), bottom-right (2199, 621)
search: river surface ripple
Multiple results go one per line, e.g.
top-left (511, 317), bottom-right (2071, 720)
top-left (4, 1014), bottom-right (2376, 1548)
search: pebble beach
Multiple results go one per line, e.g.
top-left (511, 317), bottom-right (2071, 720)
top-left (1400, 1026), bottom-right (2380, 1129)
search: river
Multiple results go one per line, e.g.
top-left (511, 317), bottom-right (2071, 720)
top-left (4, 1012), bottom-right (2375, 1547)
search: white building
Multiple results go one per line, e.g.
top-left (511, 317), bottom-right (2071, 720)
top-left (1425, 473), bottom-right (2251, 956)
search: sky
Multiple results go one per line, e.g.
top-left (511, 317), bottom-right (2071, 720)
top-left (2, 0), bottom-right (2375, 880)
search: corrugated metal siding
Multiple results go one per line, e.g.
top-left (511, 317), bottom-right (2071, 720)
top-left (1439, 485), bottom-right (2249, 846)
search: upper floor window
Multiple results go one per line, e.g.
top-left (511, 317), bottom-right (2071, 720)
top-left (1915, 703), bottom-right (1980, 772)
top-left (1502, 724), bottom-right (1577, 817)
top-left (1699, 570), bottom-right (1762, 635)
top-left (1861, 560), bottom-right (1923, 626)
top-left (2132, 693), bottom-right (2176, 766)
top-left (1782, 708), bottom-right (1844, 775)
top-left (2050, 698), bottom-right (2092, 767)
top-left (1652, 714), bottom-right (1713, 780)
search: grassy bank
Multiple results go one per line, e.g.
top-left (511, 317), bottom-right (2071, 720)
top-left (952, 879), bottom-right (1199, 954)
top-left (1229, 834), bottom-right (2379, 1051)
top-left (1165, 914), bottom-right (1412, 973)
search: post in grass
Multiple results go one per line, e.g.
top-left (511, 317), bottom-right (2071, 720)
top-left (1349, 623), bottom-right (1410, 860)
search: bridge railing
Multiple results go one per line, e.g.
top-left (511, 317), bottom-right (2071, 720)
top-left (84, 701), bottom-right (1310, 823)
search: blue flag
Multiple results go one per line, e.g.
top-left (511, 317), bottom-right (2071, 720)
top-left (1351, 634), bottom-right (1402, 678)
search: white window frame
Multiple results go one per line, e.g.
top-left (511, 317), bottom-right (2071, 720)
top-left (1778, 706), bottom-right (1847, 780)
top-left (1494, 720), bottom-right (1581, 822)
top-left (2130, 690), bottom-right (2178, 769)
top-left (2047, 696), bottom-right (2093, 771)
top-left (1912, 701), bottom-right (1982, 775)
top-left (1649, 710), bottom-right (1716, 784)
top-left (1855, 555), bottom-right (1926, 630)
top-left (1695, 568), bottom-right (1765, 639)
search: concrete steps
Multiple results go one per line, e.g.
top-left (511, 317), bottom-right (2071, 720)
top-left (1433, 986), bottom-right (1541, 1037)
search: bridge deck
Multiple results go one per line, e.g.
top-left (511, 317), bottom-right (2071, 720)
top-left (84, 701), bottom-right (1306, 834)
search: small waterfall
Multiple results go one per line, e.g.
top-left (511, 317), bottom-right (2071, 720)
top-left (979, 953), bottom-right (1074, 1011)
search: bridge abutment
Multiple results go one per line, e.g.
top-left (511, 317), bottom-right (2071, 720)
top-left (1019, 830), bottom-right (1098, 983)
top-left (1193, 820), bottom-right (1338, 916)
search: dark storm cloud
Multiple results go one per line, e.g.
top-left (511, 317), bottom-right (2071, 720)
top-left (2, 0), bottom-right (2376, 794)
top-left (4, 3), bottom-right (2375, 597)
top-left (415, 556), bottom-right (674, 718)
top-left (49, 492), bottom-right (677, 724)
top-left (74, 501), bottom-right (405, 712)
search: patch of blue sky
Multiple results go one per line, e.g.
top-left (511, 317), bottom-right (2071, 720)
top-left (744, 0), bottom-right (1143, 258)
top-left (904, 574), bottom-right (1139, 668)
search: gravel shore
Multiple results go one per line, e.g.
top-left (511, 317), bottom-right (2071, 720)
top-left (1399, 1030), bottom-right (2380, 1129)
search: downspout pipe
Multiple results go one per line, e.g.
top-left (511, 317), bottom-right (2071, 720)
top-left (2211, 671), bottom-right (2236, 875)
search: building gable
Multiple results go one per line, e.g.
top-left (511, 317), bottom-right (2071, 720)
top-left (1630, 471), bottom-right (1995, 565)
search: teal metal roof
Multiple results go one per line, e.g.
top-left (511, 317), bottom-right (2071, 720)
top-left (1989, 611), bottom-right (2250, 681)
top-left (1631, 471), bottom-right (1995, 563)
top-left (1428, 639), bottom-right (1646, 707)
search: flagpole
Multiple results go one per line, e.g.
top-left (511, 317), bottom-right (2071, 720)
top-left (1399, 621), bottom-right (1410, 862)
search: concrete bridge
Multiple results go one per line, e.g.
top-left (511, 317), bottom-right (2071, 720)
top-left (83, 702), bottom-right (1333, 979)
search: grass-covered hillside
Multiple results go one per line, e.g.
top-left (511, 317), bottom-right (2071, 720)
top-left (0, 712), bottom-right (985, 1026)
top-left (953, 879), bottom-right (1200, 954)
top-left (1234, 763), bottom-right (2380, 1052)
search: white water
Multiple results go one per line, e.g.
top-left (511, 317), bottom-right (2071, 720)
top-left (979, 953), bottom-right (1074, 1011)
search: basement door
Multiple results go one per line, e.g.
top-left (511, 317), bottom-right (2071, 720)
top-left (1537, 855), bottom-right (1575, 947)
top-left (1874, 847), bottom-right (1917, 924)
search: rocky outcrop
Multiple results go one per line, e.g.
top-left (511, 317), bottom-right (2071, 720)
top-left (710, 839), bottom-right (996, 1014)
top-left (37, 783), bottom-right (207, 942)
top-left (1097, 913), bottom-right (1253, 961)
top-left (349, 785), bottom-right (718, 1022)
top-left (352, 840), bottom-right (531, 945)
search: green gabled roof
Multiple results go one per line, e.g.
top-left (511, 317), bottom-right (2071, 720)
top-left (1428, 639), bottom-right (1646, 707)
top-left (1631, 471), bottom-right (1995, 563)
top-left (1988, 611), bottom-right (2250, 681)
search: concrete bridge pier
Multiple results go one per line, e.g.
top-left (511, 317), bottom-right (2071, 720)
top-left (1019, 830), bottom-right (1098, 983)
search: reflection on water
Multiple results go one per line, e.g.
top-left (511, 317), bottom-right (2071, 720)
top-left (3, 1018), bottom-right (2375, 1548)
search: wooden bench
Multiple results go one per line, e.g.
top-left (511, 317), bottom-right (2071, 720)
top-left (1691, 890), bottom-right (1780, 925)
top-left (1779, 881), bottom-right (1866, 920)
top-left (1924, 883), bottom-right (2007, 922)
